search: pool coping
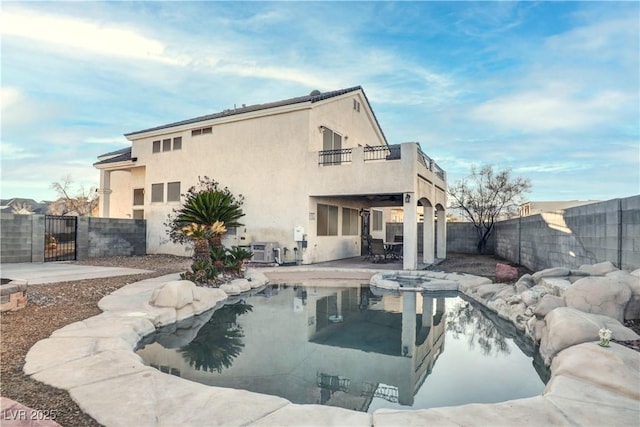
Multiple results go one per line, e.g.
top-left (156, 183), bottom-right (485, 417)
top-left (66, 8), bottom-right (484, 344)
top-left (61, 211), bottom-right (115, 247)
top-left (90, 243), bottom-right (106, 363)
top-left (23, 268), bottom-right (640, 426)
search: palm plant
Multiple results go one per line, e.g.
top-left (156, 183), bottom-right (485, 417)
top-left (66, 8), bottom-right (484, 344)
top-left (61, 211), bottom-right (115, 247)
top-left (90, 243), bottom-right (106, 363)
top-left (166, 177), bottom-right (245, 249)
top-left (178, 223), bottom-right (211, 261)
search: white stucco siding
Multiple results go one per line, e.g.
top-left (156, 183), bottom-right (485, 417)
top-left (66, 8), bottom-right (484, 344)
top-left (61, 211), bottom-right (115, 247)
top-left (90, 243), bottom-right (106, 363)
top-left (309, 93), bottom-right (385, 150)
top-left (107, 170), bottom-right (133, 219)
top-left (305, 197), bottom-right (363, 264)
top-left (130, 108), bottom-right (315, 256)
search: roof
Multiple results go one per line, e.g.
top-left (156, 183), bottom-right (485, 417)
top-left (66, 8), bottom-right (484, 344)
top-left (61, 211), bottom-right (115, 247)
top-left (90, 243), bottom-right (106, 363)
top-left (124, 86), bottom-right (386, 143)
top-left (93, 147), bottom-right (132, 166)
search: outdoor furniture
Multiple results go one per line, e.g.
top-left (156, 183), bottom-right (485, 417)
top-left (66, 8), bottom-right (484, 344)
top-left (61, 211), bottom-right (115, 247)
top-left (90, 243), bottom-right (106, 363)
top-left (384, 242), bottom-right (403, 260)
top-left (369, 238), bottom-right (387, 263)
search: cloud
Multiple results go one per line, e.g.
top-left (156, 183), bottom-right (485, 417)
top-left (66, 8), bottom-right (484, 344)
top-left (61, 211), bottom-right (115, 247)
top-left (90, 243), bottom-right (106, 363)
top-left (1, 9), bottom-right (182, 65)
top-left (470, 88), bottom-right (632, 132)
top-left (0, 142), bottom-right (37, 160)
top-left (84, 136), bottom-right (131, 146)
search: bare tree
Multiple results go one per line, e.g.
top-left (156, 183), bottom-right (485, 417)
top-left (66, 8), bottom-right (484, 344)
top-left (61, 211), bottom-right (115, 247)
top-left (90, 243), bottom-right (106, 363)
top-left (448, 165), bottom-right (531, 253)
top-left (49, 175), bottom-right (98, 216)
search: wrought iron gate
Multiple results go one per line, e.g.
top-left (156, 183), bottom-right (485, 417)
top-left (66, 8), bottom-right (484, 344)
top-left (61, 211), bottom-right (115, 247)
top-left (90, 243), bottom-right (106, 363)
top-left (44, 215), bottom-right (78, 262)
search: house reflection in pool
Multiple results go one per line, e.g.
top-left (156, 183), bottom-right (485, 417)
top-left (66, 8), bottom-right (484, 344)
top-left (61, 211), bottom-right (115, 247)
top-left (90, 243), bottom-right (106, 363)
top-left (136, 284), bottom-right (448, 412)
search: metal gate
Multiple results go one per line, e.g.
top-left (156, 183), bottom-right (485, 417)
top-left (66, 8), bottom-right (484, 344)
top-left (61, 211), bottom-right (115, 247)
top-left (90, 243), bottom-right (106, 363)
top-left (44, 215), bottom-right (78, 262)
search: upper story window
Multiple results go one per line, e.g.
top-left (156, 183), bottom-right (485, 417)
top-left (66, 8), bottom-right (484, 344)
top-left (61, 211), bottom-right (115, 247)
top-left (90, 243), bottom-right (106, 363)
top-left (353, 99), bottom-right (361, 112)
top-left (167, 182), bottom-right (181, 202)
top-left (133, 188), bottom-right (144, 206)
top-left (191, 127), bottom-right (212, 136)
top-left (321, 126), bottom-right (343, 165)
top-left (153, 137), bottom-right (182, 154)
top-left (151, 183), bottom-right (164, 203)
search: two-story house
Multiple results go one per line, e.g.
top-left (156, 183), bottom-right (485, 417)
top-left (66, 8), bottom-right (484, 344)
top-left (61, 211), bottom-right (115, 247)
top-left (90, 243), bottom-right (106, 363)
top-left (94, 86), bottom-right (447, 269)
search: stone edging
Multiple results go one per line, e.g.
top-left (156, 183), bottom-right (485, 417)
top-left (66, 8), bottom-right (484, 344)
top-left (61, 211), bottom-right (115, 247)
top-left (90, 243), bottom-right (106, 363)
top-left (23, 268), bottom-right (640, 426)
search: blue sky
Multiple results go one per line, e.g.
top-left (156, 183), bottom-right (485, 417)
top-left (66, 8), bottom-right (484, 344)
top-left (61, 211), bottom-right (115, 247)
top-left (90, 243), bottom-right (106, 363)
top-left (1, 1), bottom-right (638, 203)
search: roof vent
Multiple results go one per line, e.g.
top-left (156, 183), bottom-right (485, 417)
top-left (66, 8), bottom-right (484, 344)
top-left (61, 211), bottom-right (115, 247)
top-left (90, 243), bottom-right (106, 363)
top-left (309, 89), bottom-right (321, 96)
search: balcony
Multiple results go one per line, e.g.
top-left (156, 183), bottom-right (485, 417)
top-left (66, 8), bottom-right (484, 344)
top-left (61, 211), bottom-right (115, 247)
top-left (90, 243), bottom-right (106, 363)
top-left (317, 143), bottom-right (445, 181)
top-left (309, 142), bottom-right (446, 201)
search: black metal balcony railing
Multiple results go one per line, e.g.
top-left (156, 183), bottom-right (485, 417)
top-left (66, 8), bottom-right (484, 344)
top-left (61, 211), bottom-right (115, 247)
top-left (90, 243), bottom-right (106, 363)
top-left (363, 144), bottom-right (401, 161)
top-left (417, 146), bottom-right (446, 180)
top-left (318, 148), bottom-right (352, 165)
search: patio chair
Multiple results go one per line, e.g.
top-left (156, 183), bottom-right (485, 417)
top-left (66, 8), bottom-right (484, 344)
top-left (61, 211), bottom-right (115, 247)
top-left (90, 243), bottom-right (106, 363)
top-left (370, 238), bottom-right (387, 263)
top-left (389, 243), bottom-right (403, 260)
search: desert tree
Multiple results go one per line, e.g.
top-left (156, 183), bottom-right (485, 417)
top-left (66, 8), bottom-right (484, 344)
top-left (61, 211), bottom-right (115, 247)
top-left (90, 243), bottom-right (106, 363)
top-left (448, 165), bottom-right (531, 253)
top-left (49, 175), bottom-right (98, 216)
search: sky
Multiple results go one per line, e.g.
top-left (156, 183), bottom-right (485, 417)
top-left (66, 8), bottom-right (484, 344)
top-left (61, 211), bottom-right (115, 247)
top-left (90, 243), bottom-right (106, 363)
top-left (1, 1), bottom-right (638, 203)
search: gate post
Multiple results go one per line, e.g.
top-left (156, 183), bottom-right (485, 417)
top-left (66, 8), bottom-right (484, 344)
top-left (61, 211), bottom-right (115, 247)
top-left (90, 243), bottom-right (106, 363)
top-left (76, 217), bottom-right (89, 260)
top-left (31, 215), bottom-right (45, 262)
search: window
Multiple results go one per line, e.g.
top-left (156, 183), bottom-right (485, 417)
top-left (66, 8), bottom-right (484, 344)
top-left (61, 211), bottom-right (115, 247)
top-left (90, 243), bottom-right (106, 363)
top-left (162, 139), bottom-right (171, 152)
top-left (167, 182), bottom-right (181, 202)
top-left (342, 207), bottom-right (359, 235)
top-left (322, 127), bottom-right (342, 165)
top-left (192, 126), bottom-right (212, 136)
top-left (353, 99), bottom-right (360, 112)
top-left (372, 210), bottom-right (383, 231)
top-left (317, 204), bottom-right (338, 236)
top-left (173, 137), bottom-right (182, 150)
top-left (133, 188), bottom-right (144, 206)
top-left (152, 140), bottom-right (161, 153)
top-left (151, 183), bottom-right (164, 202)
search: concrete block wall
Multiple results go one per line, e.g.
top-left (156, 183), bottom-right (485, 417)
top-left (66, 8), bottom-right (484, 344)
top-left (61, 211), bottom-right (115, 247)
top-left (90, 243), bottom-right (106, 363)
top-left (495, 195), bottom-right (640, 272)
top-left (446, 222), bottom-right (496, 254)
top-left (621, 196), bottom-right (640, 270)
top-left (0, 214), bottom-right (44, 263)
top-left (0, 214), bottom-right (146, 263)
top-left (87, 218), bottom-right (146, 258)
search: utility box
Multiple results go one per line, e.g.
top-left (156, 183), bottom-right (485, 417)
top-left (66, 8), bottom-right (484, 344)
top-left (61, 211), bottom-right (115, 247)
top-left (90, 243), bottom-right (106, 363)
top-left (251, 242), bottom-right (279, 263)
top-left (294, 226), bottom-right (305, 242)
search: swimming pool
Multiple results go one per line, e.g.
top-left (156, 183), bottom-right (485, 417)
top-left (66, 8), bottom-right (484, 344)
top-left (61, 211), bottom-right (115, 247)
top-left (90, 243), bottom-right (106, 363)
top-left (136, 282), bottom-right (548, 413)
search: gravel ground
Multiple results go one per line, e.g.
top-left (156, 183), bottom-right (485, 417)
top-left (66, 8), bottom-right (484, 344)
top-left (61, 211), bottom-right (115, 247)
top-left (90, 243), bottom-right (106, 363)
top-left (1, 254), bottom-right (637, 426)
top-left (1, 255), bottom-right (189, 427)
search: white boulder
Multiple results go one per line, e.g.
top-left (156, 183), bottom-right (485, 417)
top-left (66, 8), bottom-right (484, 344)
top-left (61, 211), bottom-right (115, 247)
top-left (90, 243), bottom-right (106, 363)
top-left (564, 276), bottom-right (632, 322)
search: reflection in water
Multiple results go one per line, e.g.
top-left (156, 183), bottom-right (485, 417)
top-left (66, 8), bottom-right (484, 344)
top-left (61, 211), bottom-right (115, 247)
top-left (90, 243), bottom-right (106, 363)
top-left (179, 301), bottom-right (252, 373)
top-left (136, 284), bottom-right (547, 412)
top-left (446, 299), bottom-right (510, 357)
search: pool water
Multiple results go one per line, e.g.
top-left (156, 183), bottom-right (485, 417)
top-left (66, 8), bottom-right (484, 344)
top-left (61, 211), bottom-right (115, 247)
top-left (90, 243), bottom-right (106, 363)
top-left (136, 283), bottom-right (548, 413)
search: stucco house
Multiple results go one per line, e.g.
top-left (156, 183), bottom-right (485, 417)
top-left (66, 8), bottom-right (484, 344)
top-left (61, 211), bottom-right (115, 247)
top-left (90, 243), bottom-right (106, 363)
top-left (94, 86), bottom-right (447, 269)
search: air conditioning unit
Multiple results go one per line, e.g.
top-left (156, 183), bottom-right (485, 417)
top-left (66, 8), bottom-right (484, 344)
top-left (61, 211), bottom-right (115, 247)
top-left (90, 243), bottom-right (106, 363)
top-left (251, 242), bottom-right (279, 263)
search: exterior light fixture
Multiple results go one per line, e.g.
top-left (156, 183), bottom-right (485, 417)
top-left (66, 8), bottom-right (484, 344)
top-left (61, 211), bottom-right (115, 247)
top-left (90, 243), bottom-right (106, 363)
top-left (405, 194), bottom-right (411, 203)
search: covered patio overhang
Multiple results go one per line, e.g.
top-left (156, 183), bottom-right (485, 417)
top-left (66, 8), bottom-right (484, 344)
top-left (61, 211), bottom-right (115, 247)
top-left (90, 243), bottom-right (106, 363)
top-left (313, 191), bottom-right (447, 270)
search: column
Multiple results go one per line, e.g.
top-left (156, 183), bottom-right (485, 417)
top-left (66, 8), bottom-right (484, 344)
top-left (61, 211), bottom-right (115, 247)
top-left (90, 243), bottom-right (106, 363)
top-left (423, 205), bottom-right (434, 264)
top-left (436, 208), bottom-right (447, 259)
top-left (403, 193), bottom-right (417, 270)
top-left (98, 170), bottom-right (112, 218)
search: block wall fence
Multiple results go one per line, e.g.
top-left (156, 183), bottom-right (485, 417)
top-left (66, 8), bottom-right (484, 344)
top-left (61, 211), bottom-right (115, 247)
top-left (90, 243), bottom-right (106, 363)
top-left (0, 214), bottom-right (146, 263)
top-left (447, 195), bottom-right (640, 272)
